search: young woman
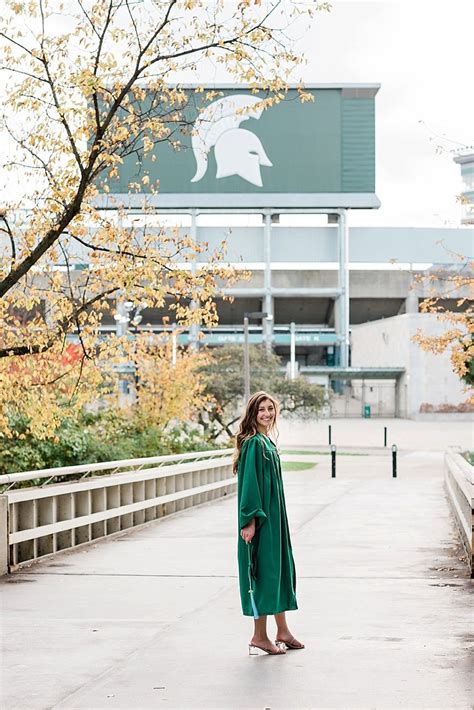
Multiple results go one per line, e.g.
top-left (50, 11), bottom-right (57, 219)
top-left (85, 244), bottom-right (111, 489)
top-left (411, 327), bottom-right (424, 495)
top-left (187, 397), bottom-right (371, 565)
top-left (234, 391), bottom-right (304, 656)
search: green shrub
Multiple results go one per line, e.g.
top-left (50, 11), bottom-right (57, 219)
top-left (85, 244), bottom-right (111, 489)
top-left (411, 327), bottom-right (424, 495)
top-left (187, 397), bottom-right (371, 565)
top-left (0, 411), bottom-right (218, 478)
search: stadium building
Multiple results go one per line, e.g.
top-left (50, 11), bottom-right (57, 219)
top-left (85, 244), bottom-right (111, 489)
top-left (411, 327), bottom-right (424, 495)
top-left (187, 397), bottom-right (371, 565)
top-left (91, 84), bottom-right (472, 418)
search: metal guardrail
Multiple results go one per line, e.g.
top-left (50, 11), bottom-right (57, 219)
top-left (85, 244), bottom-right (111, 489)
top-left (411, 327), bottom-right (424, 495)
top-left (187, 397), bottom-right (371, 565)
top-left (0, 450), bottom-right (236, 573)
top-left (444, 446), bottom-right (474, 577)
top-left (0, 448), bottom-right (233, 489)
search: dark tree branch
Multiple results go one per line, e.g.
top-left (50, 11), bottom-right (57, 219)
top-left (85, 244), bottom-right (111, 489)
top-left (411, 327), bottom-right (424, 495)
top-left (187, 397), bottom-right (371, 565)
top-left (4, 121), bottom-right (63, 195)
top-left (68, 232), bottom-right (175, 273)
top-left (91, 0), bottom-right (116, 130)
top-left (38, 0), bottom-right (84, 174)
top-left (0, 65), bottom-right (49, 83)
top-left (0, 32), bottom-right (42, 61)
top-left (125, 0), bottom-right (142, 54)
top-left (0, 0), bottom-right (286, 301)
top-left (0, 285), bottom-right (119, 358)
top-left (0, 213), bottom-right (16, 262)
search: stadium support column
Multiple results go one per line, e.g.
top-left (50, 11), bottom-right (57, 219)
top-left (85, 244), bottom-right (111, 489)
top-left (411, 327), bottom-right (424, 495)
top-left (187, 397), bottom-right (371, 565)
top-left (405, 266), bottom-right (419, 314)
top-left (263, 213), bottom-right (273, 351)
top-left (338, 209), bottom-right (350, 368)
top-left (189, 209), bottom-right (199, 350)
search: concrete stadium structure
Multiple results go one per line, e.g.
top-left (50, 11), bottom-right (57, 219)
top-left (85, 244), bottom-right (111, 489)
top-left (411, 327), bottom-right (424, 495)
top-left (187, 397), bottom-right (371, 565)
top-left (89, 219), bottom-right (471, 418)
top-left (454, 152), bottom-right (474, 225)
top-left (90, 84), bottom-right (473, 418)
top-left (5, 84), bottom-right (465, 418)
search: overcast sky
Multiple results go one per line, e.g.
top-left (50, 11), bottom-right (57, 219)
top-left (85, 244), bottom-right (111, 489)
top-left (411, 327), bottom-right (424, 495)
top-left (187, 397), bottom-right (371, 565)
top-left (293, 0), bottom-right (473, 228)
top-left (182, 0), bottom-right (473, 229)
top-left (2, 1), bottom-right (472, 230)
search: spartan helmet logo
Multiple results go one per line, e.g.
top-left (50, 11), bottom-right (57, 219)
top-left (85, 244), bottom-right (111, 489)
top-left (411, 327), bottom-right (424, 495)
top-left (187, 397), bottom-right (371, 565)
top-left (191, 95), bottom-right (272, 188)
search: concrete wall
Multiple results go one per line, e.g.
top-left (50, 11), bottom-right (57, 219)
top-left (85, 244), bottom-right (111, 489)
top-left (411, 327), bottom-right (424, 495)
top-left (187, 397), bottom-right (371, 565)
top-left (54, 225), bottom-right (473, 267)
top-left (0, 497), bottom-right (8, 575)
top-left (230, 268), bottom-right (458, 299)
top-left (444, 448), bottom-right (473, 576)
top-left (351, 313), bottom-right (470, 418)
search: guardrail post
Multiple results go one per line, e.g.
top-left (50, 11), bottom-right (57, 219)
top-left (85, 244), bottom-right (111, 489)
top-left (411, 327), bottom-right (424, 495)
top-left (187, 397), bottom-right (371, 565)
top-left (0, 496), bottom-right (8, 575)
top-left (444, 447), bottom-right (473, 576)
top-left (331, 445), bottom-right (336, 478)
top-left (392, 444), bottom-right (397, 478)
top-left (2, 455), bottom-right (236, 568)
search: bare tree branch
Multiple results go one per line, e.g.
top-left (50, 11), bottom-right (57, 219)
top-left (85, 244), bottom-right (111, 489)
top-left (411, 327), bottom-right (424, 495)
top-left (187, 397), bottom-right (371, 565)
top-left (0, 213), bottom-right (16, 262)
top-left (0, 285), bottom-right (120, 358)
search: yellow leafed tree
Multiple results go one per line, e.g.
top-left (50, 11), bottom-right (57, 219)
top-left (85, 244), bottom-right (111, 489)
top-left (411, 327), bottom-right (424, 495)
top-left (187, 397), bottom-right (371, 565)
top-left (131, 334), bottom-right (212, 428)
top-left (0, 342), bottom-right (113, 439)
top-left (0, 0), bottom-right (329, 438)
top-left (412, 254), bottom-right (474, 399)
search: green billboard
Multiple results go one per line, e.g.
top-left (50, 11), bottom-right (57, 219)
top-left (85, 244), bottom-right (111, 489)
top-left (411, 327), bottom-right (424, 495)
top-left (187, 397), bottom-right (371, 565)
top-left (107, 84), bottom-right (379, 209)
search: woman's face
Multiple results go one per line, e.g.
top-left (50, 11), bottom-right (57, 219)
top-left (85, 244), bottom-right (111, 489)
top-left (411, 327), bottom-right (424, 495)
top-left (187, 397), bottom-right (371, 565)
top-left (256, 398), bottom-right (276, 432)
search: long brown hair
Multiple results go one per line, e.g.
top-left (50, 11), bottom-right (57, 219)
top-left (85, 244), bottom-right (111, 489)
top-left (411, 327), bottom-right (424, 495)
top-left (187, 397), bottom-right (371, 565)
top-left (232, 391), bottom-right (279, 474)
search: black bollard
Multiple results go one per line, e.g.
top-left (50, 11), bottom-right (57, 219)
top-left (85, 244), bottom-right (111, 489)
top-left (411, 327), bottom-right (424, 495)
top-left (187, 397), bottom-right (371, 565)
top-left (331, 444), bottom-right (336, 478)
top-left (384, 426), bottom-right (387, 447)
top-left (392, 444), bottom-right (397, 478)
top-left (328, 424), bottom-right (332, 445)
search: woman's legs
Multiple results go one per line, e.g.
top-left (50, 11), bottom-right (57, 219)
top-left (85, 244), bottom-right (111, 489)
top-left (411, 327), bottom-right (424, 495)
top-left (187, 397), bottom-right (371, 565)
top-left (250, 616), bottom-right (284, 653)
top-left (252, 615), bottom-right (269, 642)
top-left (274, 612), bottom-right (305, 648)
top-left (274, 612), bottom-right (291, 638)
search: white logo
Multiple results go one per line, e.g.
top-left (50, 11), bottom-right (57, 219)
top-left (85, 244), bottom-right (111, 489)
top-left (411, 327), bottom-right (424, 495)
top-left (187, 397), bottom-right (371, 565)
top-left (190, 95), bottom-right (272, 188)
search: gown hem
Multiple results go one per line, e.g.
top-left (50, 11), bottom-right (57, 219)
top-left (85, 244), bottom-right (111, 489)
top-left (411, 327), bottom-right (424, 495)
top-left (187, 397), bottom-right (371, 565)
top-left (242, 603), bottom-right (298, 617)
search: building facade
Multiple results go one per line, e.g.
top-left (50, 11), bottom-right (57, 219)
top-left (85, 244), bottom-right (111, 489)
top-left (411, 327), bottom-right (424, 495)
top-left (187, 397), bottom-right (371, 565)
top-left (92, 84), bottom-right (472, 417)
top-left (454, 153), bottom-right (474, 225)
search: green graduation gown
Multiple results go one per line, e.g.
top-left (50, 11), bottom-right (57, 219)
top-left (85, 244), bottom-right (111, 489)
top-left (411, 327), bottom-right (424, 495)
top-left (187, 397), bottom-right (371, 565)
top-left (237, 433), bottom-right (298, 617)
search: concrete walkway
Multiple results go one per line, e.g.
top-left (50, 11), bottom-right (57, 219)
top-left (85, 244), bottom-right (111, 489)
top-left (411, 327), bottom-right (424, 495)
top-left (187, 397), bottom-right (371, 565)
top-left (278, 416), bottom-right (473, 452)
top-left (1, 423), bottom-right (473, 709)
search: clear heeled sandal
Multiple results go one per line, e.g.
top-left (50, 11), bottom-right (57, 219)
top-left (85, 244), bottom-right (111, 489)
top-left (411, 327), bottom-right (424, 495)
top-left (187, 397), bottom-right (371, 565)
top-left (248, 641), bottom-right (286, 655)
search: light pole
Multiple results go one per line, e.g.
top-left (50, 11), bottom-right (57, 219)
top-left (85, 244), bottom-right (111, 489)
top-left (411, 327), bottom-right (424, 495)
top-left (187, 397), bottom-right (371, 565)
top-left (114, 298), bottom-right (134, 404)
top-left (244, 314), bottom-right (250, 403)
top-left (114, 299), bottom-right (145, 405)
top-left (171, 323), bottom-right (177, 366)
top-left (290, 321), bottom-right (296, 380)
top-left (243, 311), bottom-right (272, 402)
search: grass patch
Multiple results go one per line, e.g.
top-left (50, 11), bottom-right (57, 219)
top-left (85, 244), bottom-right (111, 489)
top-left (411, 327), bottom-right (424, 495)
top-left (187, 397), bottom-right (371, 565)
top-left (281, 461), bottom-right (316, 472)
top-left (465, 451), bottom-right (474, 466)
top-left (282, 449), bottom-right (368, 457)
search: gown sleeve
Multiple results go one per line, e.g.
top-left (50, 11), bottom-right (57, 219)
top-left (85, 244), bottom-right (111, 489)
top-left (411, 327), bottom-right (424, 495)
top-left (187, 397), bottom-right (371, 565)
top-left (238, 437), bottom-right (267, 530)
